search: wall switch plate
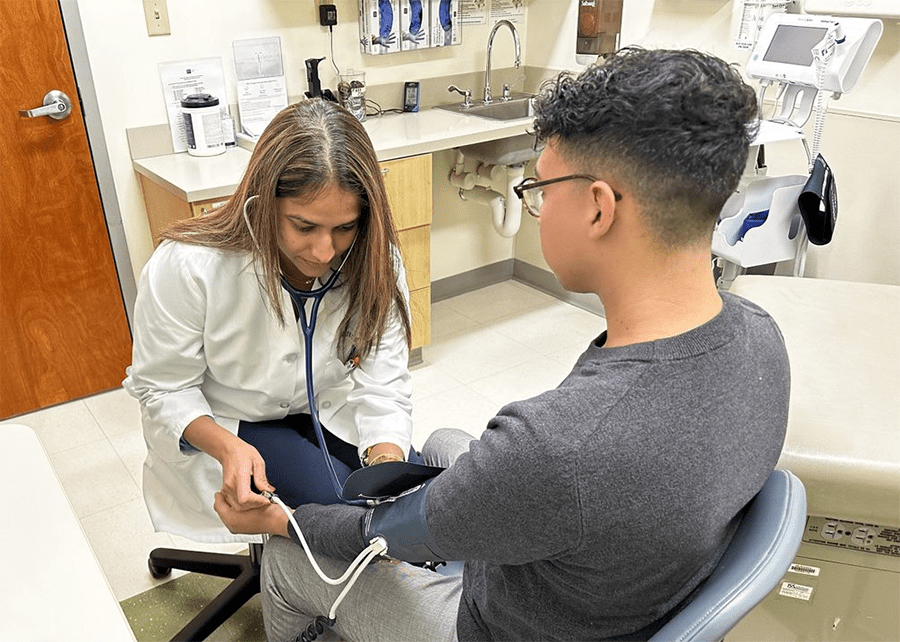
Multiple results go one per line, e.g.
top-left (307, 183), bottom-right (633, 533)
top-left (143, 0), bottom-right (171, 37)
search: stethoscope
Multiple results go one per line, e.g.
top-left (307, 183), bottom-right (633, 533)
top-left (280, 242), bottom-right (362, 505)
top-left (244, 194), bottom-right (364, 505)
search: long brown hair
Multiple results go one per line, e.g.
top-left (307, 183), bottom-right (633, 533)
top-left (160, 99), bottom-right (411, 358)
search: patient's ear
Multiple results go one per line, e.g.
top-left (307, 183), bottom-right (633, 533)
top-left (588, 181), bottom-right (617, 240)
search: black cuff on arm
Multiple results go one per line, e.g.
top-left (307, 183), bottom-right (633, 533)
top-left (288, 503), bottom-right (368, 562)
top-left (364, 479), bottom-right (449, 563)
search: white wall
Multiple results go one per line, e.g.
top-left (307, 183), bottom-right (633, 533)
top-left (519, 0), bottom-right (900, 286)
top-left (73, 0), bottom-right (526, 282)
top-left (74, 0), bottom-right (899, 287)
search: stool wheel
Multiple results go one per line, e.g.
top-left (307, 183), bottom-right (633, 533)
top-left (148, 558), bottom-right (172, 579)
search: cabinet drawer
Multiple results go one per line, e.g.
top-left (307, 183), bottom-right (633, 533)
top-left (382, 154), bottom-right (432, 230)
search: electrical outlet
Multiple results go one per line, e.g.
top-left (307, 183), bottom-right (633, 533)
top-left (805, 516), bottom-right (900, 557)
top-left (143, 0), bottom-right (171, 37)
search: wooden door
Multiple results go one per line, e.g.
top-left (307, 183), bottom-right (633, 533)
top-left (0, 0), bottom-right (133, 418)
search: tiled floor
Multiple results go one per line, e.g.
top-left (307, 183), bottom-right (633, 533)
top-left (2, 280), bottom-right (605, 607)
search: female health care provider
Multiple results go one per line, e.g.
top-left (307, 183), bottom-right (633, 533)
top-left (124, 99), bottom-right (415, 543)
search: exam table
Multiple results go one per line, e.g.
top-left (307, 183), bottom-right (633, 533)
top-left (0, 424), bottom-right (137, 641)
top-left (726, 276), bottom-right (899, 642)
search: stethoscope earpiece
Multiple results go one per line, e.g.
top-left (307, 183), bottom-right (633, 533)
top-left (243, 195), bottom-right (261, 250)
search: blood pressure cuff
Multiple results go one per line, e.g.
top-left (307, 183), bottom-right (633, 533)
top-left (798, 154), bottom-right (838, 246)
top-left (363, 479), bottom-right (450, 564)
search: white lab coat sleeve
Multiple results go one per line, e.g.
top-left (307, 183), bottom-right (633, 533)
top-left (346, 254), bottom-right (414, 457)
top-left (124, 243), bottom-right (216, 462)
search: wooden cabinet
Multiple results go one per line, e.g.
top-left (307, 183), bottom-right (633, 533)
top-left (381, 154), bottom-right (432, 351)
top-left (138, 153), bottom-right (432, 351)
top-left (137, 175), bottom-right (228, 243)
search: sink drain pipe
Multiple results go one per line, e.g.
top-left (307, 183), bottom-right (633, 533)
top-left (449, 151), bottom-right (525, 237)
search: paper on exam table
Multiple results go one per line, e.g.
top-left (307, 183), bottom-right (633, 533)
top-left (729, 275), bottom-right (900, 526)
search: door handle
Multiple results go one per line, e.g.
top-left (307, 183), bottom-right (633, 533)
top-left (19, 90), bottom-right (72, 120)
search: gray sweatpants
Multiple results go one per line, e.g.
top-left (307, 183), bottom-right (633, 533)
top-left (261, 428), bottom-right (476, 642)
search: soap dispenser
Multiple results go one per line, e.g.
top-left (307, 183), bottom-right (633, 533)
top-left (575, 0), bottom-right (623, 66)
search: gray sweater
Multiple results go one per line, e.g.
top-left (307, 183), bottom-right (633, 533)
top-left (291, 293), bottom-right (789, 641)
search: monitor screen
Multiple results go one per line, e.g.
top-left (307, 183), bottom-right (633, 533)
top-left (763, 25), bottom-right (829, 66)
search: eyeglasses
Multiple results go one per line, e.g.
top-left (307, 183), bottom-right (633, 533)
top-left (513, 174), bottom-right (622, 218)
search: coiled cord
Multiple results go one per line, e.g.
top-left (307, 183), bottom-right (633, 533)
top-left (810, 29), bottom-right (837, 170)
top-left (268, 493), bottom-right (388, 622)
top-left (289, 615), bottom-right (336, 642)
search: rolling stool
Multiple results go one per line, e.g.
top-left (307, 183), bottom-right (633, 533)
top-left (148, 539), bottom-right (265, 641)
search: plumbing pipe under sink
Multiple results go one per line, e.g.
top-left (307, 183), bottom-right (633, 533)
top-left (450, 150), bottom-right (525, 237)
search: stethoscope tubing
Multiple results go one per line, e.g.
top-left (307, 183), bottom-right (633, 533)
top-left (249, 191), bottom-right (365, 505)
top-left (279, 240), bottom-right (366, 505)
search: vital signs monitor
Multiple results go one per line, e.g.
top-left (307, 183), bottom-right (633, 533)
top-left (746, 13), bottom-right (882, 94)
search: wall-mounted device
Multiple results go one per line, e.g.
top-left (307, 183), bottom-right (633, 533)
top-left (802, 0), bottom-right (900, 19)
top-left (746, 13), bottom-right (882, 94)
top-left (403, 81), bottom-right (420, 112)
top-left (575, 0), bottom-right (623, 66)
top-left (319, 3), bottom-right (337, 27)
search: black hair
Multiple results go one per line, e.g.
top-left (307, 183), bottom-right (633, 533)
top-left (533, 47), bottom-right (759, 247)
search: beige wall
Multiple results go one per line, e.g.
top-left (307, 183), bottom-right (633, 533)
top-left (519, 0), bottom-right (900, 286)
top-left (73, 0), bottom-right (899, 287)
top-left (73, 0), bottom-right (530, 282)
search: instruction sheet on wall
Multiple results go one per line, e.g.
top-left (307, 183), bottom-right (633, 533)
top-left (232, 36), bottom-right (288, 138)
top-left (158, 58), bottom-right (227, 153)
top-left (490, 0), bottom-right (524, 24)
top-left (460, 0), bottom-right (523, 26)
top-left (731, 0), bottom-right (790, 50)
top-left (460, 0), bottom-right (486, 25)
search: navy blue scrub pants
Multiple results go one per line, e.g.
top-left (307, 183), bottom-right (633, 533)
top-left (238, 414), bottom-right (419, 508)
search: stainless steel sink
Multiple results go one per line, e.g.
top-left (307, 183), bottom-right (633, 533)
top-left (434, 93), bottom-right (535, 121)
top-left (456, 133), bottom-right (538, 166)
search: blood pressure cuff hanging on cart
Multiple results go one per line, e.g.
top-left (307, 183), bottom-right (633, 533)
top-left (798, 154), bottom-right (838, 246)
top-left (363, 479), bottom-right (450, 564)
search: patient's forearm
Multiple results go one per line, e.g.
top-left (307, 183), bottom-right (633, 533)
top-left (288, 503), bottom-right (368, 561)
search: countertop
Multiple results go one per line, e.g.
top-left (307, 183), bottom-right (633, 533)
top-left (131, 111), bottom-right (803, 204)
top-left (133, 107), bottom-right (535, 203)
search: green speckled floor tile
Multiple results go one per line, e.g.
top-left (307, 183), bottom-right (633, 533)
top-left (119, 573), bottom-right (265, 642)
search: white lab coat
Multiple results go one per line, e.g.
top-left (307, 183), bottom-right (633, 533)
top-left (124, 241), bottom-right (413, 542)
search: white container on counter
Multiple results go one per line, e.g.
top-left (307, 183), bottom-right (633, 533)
top-left (181, 94), bottom-right (225, 157)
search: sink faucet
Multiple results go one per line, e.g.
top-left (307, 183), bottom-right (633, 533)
top-left (447, 84), bottom-right (472, 108)
top-left (483, 19), bottom-right (521, 105)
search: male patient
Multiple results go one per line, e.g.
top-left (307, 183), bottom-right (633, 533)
top-left (214, 47), bottom-right (790, 642)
